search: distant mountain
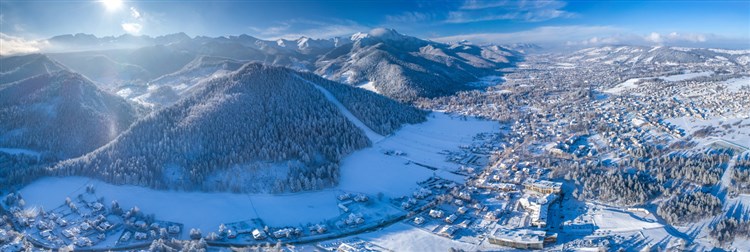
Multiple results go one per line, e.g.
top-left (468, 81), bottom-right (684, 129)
top-left (0, 54), bottom-right (68, 84)
top-left (133, 56), bottom-right (247, 107)
top-left (54, 63), bottom-right (426, 193)
top-left (316, 28), bottom-right (518, 101)
top-left (35, 29), bottom-right (520, 103)
top-left (46, 32), bottom-right (192, 52)
top-left (566, 45), bottom-right (750, 67)
top-left (0, 70), bottom-right (138, 159)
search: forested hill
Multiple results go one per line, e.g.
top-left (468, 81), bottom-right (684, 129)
top-left (0, 70), bottom-right (138, 159)
top-left (53, 63), bottom-right (426, 193)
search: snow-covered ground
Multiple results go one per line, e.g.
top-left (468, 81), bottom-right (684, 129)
top-left (16, 112), bottom-right (500, 239)
top-left (665, 116), bottom-right (750, 150)
top-left (721, 76), bottom-right (750, 92)
top-left (660, 71), bottom-right (712, 82)
top-left (357, 81), bottom-right (379, 94)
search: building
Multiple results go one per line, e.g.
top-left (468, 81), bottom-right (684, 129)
top-left (437, 225), bottom-right (458, 238)
top-left (523, 179), bottom-right (562, 194)
top-left (488, 229), bottom-right (546, 250)
top-left (519, 194), bottom-right (558, 228)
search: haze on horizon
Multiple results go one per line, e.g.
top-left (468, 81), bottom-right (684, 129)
top-left (1, 0), bottom-right (749, 56)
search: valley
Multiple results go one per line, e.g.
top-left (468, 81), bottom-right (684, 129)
top-left (1, 29), bottom-right (749, 251)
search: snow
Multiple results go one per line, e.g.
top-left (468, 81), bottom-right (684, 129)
top-left (301, 75), bottom-right (385, 143)
top-left (18, 176), bottom-right (341, 236)
top-left (591, 207), bottom-right (662, 232)
top-left (16, 112), bottom-right (500, 239)
top-left (358, 223), bottom-right (481, 251)
top-left (340, 112), bottom-right (499, 196)
top-left (665, 116), bottom-right (750, 150)
top-left (0, 147), bottom-right (40, 158)
top-left (659, 71), bottom-right (712, 82)
top-left (605, 78), bottom-right (643, 94)
top-left (357, 81), bottom-right (379, 94)
top-left (720, 76), bottom-right (750, 92)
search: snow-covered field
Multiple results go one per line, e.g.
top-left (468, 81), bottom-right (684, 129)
top-left (721, 76), bottom-right (750, 92)
top-left (660, 71), bottom-right (712, 82)
top-left (665, 116), bottom-right (750, 150)
top-left (17, 112), bottom-right (500, 238)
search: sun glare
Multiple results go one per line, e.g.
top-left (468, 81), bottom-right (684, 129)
top-left (100, 0), bottom-right (123, 11)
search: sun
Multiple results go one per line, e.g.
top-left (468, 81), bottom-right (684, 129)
top-left (100, 0), bottom-right (123, 11)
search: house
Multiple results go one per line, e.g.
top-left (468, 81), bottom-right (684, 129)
top-left (251, 229), bottom-right (266, 240)
top-left (437, 225), bottom-right (458, 238)
top-left (168, 225), bottom-right (181, 234)
top-left (445, 214), bottom-right (458, 224)
top-left (134, 232), bottom-right (148, 240)
top-left (414, 216), bottom-right (425, 225)
top-left (429, 209), bottom-right (444, 218)
top-left (457, 206), bottom-right (469, 215)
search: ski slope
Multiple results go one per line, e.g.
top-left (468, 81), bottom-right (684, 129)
top-left (298, 75), bottom-right (385, 143)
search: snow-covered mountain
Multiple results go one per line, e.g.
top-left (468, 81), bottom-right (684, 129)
top-left (316, 28), bottom-right (518, 101)
top-left (566, 45), bottom-right (750, 67)
top-left (130, 56), bottom-right (247, 107)
top-left (36, 29), bottom-right (520, 102)
top-left (53, 63), bottom-right (426, 192)
top-left (0, 70), bottom-right (138, 159)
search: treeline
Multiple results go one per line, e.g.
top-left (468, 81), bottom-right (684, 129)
top-left (657, 191), bottom-right (722, 225)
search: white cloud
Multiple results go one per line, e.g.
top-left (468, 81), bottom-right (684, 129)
top-left (0, 33), bottom-right (49, 55)
top-left (433, 25), bottom-right (623, 44)
top-left (385, 12), bottom-right (433, 23)
top-left (645, 32), bottom-right (662, 43)
top-left (130, 7), bottom-right (141, 19)
top-left (250, 19), bottom-right (368, 40)
top-left (121, 23), bottom-right (143, 34)
top-left (446, 0), bottom-right (575, 23)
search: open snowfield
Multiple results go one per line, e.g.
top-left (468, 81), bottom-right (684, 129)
top-left (721, 76), bottom-right (750, 92)
top-left (665, 116), bottom-right (750, 150)
top-left (660, 71), bottom-right (713, 82)
top-left (358, 223), bottom-right (489, 251)
top-left (590, 207), bottom-right (663, 232)
top-left (16, 112), bottom-right (500, 238)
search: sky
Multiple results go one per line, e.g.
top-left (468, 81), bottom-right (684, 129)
top-left (0, 0), bottom-right (749, 51)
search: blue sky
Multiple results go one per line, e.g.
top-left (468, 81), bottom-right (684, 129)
top-left (1, 0), bottom-right (749, 49)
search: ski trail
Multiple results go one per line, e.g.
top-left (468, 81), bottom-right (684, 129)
top-left (296, 75), bottom-right (385, 143)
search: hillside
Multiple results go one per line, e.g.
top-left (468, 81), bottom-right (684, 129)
top-left (0, 70), bottom-right (138, 159)
top-left (53, 63), bottom-right (426, 193)
top-left (566, 46), bottom-right (750, 67)
top-left (0, 54), bottom-right (68, 84)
